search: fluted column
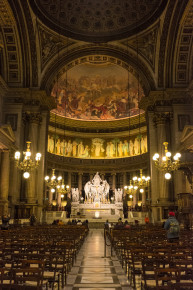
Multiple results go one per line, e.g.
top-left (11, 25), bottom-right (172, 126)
top-left (0, 150), bottom-right (10, 213)
top-left (25, 112), bottom-right (42, 204)
top-left (154, 112), bottom-right (171, 203)
top-left (36, 111), bottom-right (48, 208)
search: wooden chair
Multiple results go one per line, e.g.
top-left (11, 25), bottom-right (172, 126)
top-left (11, 268), bottom-right (46, 290)
top-left (154, 268), bottom-right (180, 289)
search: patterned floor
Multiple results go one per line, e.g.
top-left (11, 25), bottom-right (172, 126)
top-left (64, 229), bottom-right (132, 290)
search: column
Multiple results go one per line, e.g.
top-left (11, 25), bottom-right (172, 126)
top-left (57, 192), bottom-right (61, 206)
top-left (142, 189), bottom-right (146, 205)
top-left (154, 112), bottom-right (170, 203)
top-left (78, 172), bottom-right (83, 196)
top-left (147, 111), bottom-right (159, 206)
top-left (36, 111), bottom-right (49, 208)
top-left (48, 189), bottom-right (53, 204)
top-left (68, 172), bottom-right (72, 188)
top-left (123, 172), bottom-right (127, 197)
top-left (0, 150), bottom-right (10, 214)
top-left (112, 173), bottom-right (116, 192)
top-left (27, 112), bottom-right (41, 204)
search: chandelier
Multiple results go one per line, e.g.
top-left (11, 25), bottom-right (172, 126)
top-left (124, 180), bottom-right (138, 199)
top-left (152, 142), bottom-right (181, 179)
top-left (45, 169), bottom-right (63, 192)
top-left (132, 169), bottom-right (150, 191)
top-left (14, 141), bottom-right (41, 179)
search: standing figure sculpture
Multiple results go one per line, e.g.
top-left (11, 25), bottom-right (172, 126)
top-left (72, 188), bottom-right (79, 202)
top-left (115, 188), bottom-right (123, 202)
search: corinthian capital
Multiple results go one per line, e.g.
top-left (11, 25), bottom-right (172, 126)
top-left (153, 112), bottom-right (172, 125)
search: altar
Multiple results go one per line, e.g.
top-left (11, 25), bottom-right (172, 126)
top-left (71, 172), bottom-right (123, 219)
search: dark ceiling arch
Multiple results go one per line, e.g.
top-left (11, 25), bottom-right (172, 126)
top-left (29, 0), bottom-right (168, 43)
top-left (41, 44), bottom-right (156, 96)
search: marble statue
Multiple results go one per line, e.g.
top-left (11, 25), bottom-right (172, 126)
top-left (72, 188), bottom-right (79, 202)
top-left (115, 188), bottom-right (123, 202)
top-left (84, 172), bottom-right (110, 203)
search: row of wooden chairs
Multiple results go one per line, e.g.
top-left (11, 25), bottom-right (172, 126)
top-left (0, 225), bottom-right (88, 289)
top-left (109, 225), bottom-right (193, 289)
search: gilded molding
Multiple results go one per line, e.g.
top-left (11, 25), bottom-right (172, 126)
top-left (49, 112), bottom-right (146, 130)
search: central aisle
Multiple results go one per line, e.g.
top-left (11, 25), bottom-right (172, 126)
top-left (65, 229), bottom-right (132, 290)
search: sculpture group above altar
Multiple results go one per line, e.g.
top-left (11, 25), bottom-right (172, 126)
top-left (84, 172), bottom-right (110, 204)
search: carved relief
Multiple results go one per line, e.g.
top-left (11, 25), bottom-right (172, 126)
top-left (38, 24), bottom-right (74, 70)
top-left (126, 25), bottom-right (159, 69)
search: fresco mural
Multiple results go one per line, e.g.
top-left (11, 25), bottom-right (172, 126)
top-left (51, 63), bottom-right (144, 121)
top-left (47, 134), bottom-right (148, 159)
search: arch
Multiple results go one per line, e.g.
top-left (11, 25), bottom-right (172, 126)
top-left (40, 44), bottom-right (156, 96)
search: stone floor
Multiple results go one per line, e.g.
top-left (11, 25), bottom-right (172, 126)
top-left (63, 229), bottom-right (132, 290)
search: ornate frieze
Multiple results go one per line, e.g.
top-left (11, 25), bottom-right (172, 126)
top-left (22, 111), bottom-right (42, 125)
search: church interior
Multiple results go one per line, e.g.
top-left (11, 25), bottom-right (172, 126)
top-left (0, 0), bottom-right (193, 289)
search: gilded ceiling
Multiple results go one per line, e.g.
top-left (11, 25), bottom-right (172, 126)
top-left (29, 0), bottom-right (167, 42)
top-left (51, 62), bottom-right (144, 121)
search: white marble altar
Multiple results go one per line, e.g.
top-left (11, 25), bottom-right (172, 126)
top-left (71, 173), bottom-right (123, 219)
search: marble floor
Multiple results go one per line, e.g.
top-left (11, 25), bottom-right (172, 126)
top-left (64, 229), bottom-right (132, 290)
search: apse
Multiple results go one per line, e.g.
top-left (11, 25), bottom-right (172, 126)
top-left (51, 62), bottom-right (144, 121)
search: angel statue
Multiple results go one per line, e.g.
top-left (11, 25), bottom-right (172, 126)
top-left (115, 188), bottom-right (123, 202)
top-left (84, 181), bottom-right (92, 201)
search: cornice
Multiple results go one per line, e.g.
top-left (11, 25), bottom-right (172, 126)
top-left (46, 152), bottom-right (149, 172)
top-left (4, 88), bottom-right (56, 110)
top-left (140, 88), bottom-right (190, 111)
top-left (49, 112), bottom-right (146, 130)
top-left (48, 125), bottom-right (147, 139)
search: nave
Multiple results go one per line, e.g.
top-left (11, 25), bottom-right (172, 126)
top-left (64, 229), bottom-right (131, 290)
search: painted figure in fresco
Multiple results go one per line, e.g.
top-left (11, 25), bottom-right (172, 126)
top-left (106, 142), bottom-right (111, 158)
top-left (118, 141), bottom-right (123, 157)
top-left (134, 138), bottom-right (139, 155)
top-left (123, 140), bottom-right (129, 156)
top-left (60, 139), bottom-right (65, 155)
top-left (82, 145), bottom-right (90, 158)
top-left (72, 140), bottom-right (77, 157)
top-left (56, 138), bottom-right (61, 155)
top-left (48, 135), bottom-right (54, 153)
top-left (63, 139), bottom-right (68, 155)
top-left (141, 136), bottom-right (146, 154)
top-left (115, 188), bottom-right (123, 202)
top-left (129, 139), bottom-right (134, 156)
top-left (144, 135), bottom-right (147, 152)
top-left (109, 142), bottom-right (115, 157)
top-left (92, 139), bottom-right (105, 157)
top-left (78, 141), bottom-right (84, 157)
top-left (67, 140), bottom-right (72, 156)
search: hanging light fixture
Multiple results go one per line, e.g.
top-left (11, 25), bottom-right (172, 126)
top-left (45, 168), bottom-right (63, 190)
top-left (153, 142), bottom-right (181, 179)
top-left (14, 141), bottom-right (41, 179)
top-left (132, 169), bottom-right (150, 188)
